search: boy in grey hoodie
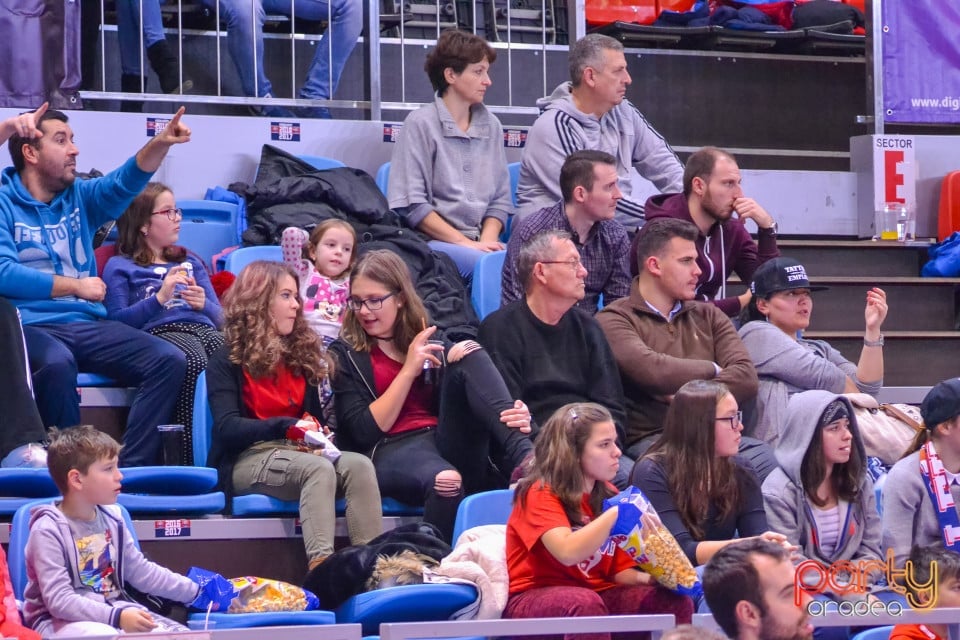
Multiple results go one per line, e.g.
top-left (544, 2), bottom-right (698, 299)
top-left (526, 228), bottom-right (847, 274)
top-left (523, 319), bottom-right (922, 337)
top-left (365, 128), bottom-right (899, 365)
top-left (24, 426), bottom-right (203, 637)
top-left (762, 391), bottom-right (884, 617)
top-left (516, 34), bottom-right (682, 230)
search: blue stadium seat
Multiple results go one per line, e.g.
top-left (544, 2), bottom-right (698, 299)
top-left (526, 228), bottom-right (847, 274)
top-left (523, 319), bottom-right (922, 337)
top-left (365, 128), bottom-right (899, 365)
top-left (451, 489), bottom-right (514, 542)
top-left (118, 466), bottom-right (225, 516)
top-left (0, 470), bottom-right (59, 517)
top-left (187, 610), bottom-right (335, 630)
top-left (507, 162), bottom-right (520, 207)
top-left (76, 372), bottom-right (122, 387)
top-left (193, 373), bottom-right (422, 518)
top-left (849, 626), bottom-right (894, 640)
top-left (334, 583), bottom-right (479, 636)
top-left (223, 245), bottom-right (284, 276)
top-left (375, 162), bottom-right (390, 196)
top-left (298, 155), bottom-right (346, 171)
top-left (470, 251), bottom-right (506, 320)
top-left (177, 200), bottom-right (240, 270)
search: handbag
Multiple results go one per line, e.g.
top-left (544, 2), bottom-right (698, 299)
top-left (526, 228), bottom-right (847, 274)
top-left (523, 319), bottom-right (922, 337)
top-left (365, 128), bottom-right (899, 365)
top-left (845, 393), bottom-right (923, 465)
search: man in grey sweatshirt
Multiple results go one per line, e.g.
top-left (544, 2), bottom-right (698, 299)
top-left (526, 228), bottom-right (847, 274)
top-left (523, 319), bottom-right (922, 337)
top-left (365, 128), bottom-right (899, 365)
top-left (516, 33), bottom-right (682, 231)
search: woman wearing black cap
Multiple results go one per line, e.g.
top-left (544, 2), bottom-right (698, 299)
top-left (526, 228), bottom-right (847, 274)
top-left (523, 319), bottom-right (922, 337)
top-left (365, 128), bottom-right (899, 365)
top-left (881, 378), bottom-right (960, 569)
top-left (737, 257), bottom-right (887, 445)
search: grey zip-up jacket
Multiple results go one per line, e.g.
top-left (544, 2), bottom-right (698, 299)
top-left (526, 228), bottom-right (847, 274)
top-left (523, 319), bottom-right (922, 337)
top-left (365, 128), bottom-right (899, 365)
top-left (762, 391), bottom-right (883, 595)
top-left (515, 82), bottom-right (682, 230)
top-left (739, 321), bottom-right (882, 445)
top-left (24, 503), bottom-right (198, 635)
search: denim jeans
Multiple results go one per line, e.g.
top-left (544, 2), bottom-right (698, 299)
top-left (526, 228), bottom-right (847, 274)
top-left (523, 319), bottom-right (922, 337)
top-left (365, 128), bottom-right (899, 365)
top-left (116, 0), bottom-right (167, 76)
top-left (203, 0), bottom-right (362, 101)
top-left (24, 320), bottom-right (187, 467)
top-left (0, 443), bottom-right (47, 468)
top-left (427, 240), bottom-right (486, 284)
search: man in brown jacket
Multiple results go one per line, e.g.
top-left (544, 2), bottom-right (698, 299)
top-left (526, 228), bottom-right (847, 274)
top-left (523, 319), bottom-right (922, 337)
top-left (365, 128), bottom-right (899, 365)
top-left (597, 217), bottom-right (774, 481)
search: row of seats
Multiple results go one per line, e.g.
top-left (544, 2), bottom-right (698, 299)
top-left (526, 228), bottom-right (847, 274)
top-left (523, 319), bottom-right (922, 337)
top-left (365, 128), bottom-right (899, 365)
top-left (6, 490), bottom-right (511, 632)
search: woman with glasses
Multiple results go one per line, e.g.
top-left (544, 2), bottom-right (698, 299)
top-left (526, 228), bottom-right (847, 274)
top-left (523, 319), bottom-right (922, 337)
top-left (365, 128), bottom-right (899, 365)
top-left (207, 261), bottom-right (382, 571)
top-left (630, 380), bottom-right (789, 568)
top-left (103, 182), bottom-right (223, 462)
top-left (387, 29), bottom-right (512, 283)
top-left (738, 257), bottom-right (887, 446)
top-left (329, 249), bottom-right (533, 541)
top-left (761, 391), bottom-right (883, 636)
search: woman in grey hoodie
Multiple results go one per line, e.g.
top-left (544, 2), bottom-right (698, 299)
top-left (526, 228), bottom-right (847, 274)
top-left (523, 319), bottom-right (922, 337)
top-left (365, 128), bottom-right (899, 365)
top-left (738, 257), bottom-right (886, 445)
top-left (762, 390), bottom-right (884, 638)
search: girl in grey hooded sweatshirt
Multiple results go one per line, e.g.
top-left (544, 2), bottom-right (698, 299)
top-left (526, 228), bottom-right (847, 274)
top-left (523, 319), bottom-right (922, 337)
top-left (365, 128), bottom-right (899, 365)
top-left (761, 390), bottom-right (885, 638)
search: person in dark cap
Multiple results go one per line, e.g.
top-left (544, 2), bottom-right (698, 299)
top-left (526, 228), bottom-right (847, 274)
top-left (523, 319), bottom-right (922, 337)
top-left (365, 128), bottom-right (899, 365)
top-left (882, 378), bottom-right (960, 568)
top-left (737, 257), bottom-right (888, 445)
top-left (761, 391), bottom-right (885, 638)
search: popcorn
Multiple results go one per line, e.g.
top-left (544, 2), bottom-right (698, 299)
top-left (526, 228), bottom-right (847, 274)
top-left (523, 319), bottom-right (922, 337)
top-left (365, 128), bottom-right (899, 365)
top-left (604, 487), bottom-right (702, 597)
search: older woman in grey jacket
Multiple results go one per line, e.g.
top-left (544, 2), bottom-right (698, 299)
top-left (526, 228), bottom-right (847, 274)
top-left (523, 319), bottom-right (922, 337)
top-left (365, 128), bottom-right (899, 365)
top-left (387, 29), bottom-right (512, 282)
top-left (762, 390), bottom-right (884, 637)
top-left (738, 257), bottom-right (886, 445)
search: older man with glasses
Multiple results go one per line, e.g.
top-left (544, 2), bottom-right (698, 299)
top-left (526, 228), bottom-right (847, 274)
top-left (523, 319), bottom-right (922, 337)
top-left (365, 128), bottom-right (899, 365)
top-left (479, 228), bottom-right (633, 488)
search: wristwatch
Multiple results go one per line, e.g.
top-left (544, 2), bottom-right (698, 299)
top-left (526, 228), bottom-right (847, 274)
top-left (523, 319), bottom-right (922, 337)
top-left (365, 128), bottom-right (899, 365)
top-left (863, 334), bottom-right (884, 347)
top-left (762, 221), bottom-right (778, 236)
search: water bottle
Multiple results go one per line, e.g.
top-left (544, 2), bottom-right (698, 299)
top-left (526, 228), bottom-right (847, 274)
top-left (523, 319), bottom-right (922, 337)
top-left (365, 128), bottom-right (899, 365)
top-left (163, 262), bottom-right (193, 309)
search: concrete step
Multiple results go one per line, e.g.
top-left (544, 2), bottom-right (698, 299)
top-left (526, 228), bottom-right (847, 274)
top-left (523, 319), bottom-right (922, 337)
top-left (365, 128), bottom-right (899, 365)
top-left (803, 331), bottom-right (960, 386)
top-left (776, 239), bottom-right (932, 277)
top-left (729, 276), bottom-right (960, 331)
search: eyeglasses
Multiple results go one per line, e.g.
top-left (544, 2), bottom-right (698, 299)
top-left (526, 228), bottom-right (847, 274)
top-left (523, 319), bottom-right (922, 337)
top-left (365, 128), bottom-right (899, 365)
top-left (716, 411), bottom-right (743, 431)
top-left (540, 258), bottom-right (584, 271)
top-left (347, 292), bottom-right (397, 312)
top-left (152, 207), bottom-right (183, 221)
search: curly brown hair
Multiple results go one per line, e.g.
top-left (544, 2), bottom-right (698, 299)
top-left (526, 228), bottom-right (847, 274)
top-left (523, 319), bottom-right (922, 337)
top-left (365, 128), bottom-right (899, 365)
top-left (222, 260), bottom-right (332, 384)
top-left (116, 182), bottom-right (187, 267)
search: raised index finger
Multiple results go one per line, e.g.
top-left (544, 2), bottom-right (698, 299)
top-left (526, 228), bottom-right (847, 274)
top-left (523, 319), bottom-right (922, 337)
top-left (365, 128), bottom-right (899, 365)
top-left (33, 102), bottom-right (49, 120)
top-left (167, 106), bottom-right (186, 128)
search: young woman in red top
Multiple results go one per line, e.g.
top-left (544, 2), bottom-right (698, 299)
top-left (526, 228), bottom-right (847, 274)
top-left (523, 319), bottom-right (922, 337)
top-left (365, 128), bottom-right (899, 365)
top-left (505, 402), bottom-right (693, 640)
top-left (206, 261), bottom-right (382, 571)
top-left (330, 249), bottom-right (533, 541)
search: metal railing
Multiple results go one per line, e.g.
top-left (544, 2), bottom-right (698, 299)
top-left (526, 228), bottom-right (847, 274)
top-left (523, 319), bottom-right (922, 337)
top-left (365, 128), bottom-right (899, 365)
top-left (86, 0), bottom-right (575, 120)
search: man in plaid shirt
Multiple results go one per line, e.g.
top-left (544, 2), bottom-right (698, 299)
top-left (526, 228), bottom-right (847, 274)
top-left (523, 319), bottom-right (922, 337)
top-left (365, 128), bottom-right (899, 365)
top-left (501, 150), bottom-right (631, 313)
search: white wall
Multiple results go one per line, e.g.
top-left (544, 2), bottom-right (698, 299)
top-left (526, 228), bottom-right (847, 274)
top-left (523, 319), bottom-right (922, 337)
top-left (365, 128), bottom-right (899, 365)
top-left (0, 108), bottom-right (917, 238)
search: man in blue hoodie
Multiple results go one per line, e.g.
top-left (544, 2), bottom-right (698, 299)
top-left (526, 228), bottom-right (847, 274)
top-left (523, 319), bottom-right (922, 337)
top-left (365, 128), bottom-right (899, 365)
top-left (0, 106), bottom-right (192, 467)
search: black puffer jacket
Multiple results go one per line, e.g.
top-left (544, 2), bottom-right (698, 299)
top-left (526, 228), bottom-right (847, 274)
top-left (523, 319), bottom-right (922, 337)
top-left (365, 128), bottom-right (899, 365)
top-left (302, 522), bottom-right (451, 610)
top-left (231, 144), bottom-right (479, 342)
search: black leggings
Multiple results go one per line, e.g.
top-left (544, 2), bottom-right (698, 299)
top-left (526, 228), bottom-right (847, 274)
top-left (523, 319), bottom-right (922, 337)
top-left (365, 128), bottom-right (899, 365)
top-left (0, 297), bottom-right (46, 461)
top-left (372, 348), bottom-right (535, 540)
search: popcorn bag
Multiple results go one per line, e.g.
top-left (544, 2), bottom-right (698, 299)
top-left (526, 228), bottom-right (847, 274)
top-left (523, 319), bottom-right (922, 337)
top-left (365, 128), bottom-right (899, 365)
top-left (603, 487), bottom-right (702, 597)
top-left (227, 577), bottom-right (320, 613)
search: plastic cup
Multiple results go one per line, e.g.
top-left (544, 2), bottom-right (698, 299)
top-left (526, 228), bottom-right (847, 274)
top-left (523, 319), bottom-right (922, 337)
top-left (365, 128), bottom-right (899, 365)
top-left (157, 424), bottom-right (185, 466)
top-left (422, 339), bottom-right (445, 385)
top-left (875, 203), bottom-right (902, 241)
